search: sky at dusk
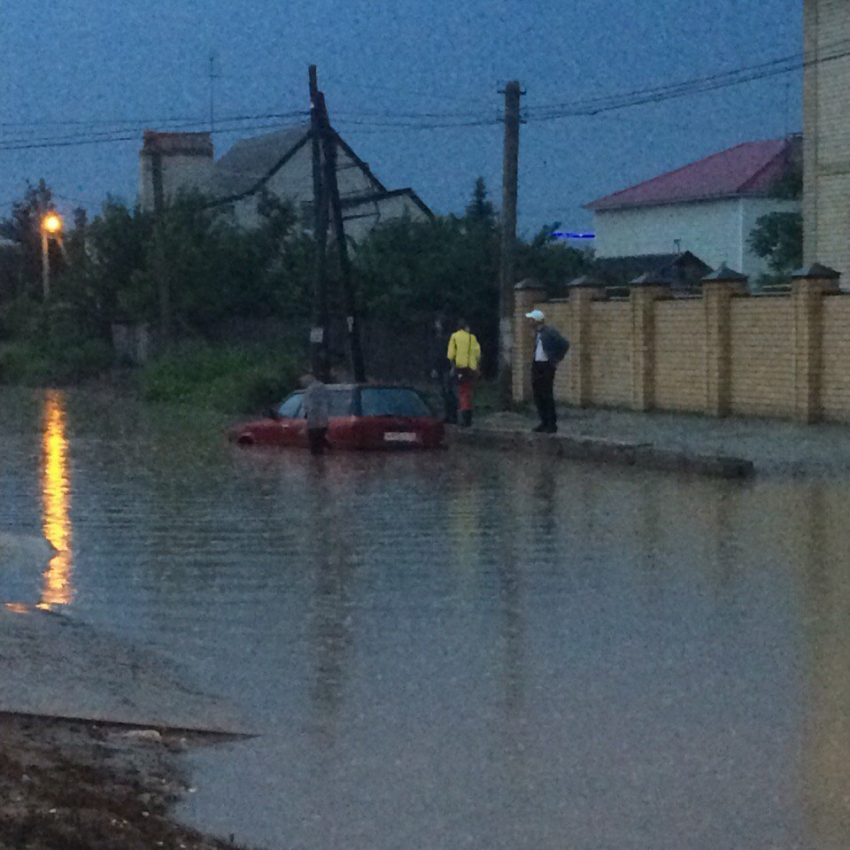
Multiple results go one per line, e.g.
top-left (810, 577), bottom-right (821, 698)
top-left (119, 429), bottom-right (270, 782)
top-left (0, 0), bottom-right (802, 238)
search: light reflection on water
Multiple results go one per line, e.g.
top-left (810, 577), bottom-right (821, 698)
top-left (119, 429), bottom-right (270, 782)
top-left (39, 389), bottom-right (73, 609)
top-left (1, 388), bottom-right (850, 848)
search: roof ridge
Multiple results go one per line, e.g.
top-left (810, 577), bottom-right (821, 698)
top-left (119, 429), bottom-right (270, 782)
top-left (736, 137), bottom-right (793, 194)
top-left (585, 137), bottom-right (789, 211)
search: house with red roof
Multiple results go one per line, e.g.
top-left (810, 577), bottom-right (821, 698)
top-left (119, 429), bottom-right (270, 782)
top-left (585, 137), bottom-right (801, 281)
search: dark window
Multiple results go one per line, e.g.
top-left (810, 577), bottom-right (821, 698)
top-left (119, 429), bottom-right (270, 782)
top-left (326, 389), bottom-right (355, 417)
top-left (360, 388), bottom-right (431, 417)
top-left (277, 393), bottom-right (303, 418)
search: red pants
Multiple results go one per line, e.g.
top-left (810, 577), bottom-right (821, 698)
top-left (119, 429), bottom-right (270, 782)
top-left (458, 380), bottom-right (474, 411)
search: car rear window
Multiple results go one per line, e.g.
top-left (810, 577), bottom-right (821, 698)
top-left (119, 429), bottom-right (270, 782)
top-left (360, 388), bottom-right (431, 418)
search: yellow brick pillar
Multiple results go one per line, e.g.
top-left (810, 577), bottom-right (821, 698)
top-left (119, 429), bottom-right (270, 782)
top-left (629, 273), bottom-right (665, 412)
top-left (791, 263), bottom-right (840, 423)
top-left (568, 275), bottom-right (606, 408)
top-left (513, 278), bottom-right (547, 403)
top-left (702, 264), bottom-right (747, 417)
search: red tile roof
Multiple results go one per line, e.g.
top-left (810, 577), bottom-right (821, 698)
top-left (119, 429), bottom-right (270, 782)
top-left (586, 137), bottom-right (800, 212)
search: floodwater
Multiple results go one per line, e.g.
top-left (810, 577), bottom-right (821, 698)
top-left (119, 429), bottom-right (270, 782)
top-left (1, 388), bottom-right (849, 849)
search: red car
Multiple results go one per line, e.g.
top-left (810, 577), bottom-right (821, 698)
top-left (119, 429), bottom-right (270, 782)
top-left (227, 384), bottom-right (445, 450)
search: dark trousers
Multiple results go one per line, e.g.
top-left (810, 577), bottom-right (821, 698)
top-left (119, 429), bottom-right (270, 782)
top-left (439, 372), bottom-right (458, 424)
top-left (308, 427), bottom-right (329, 455)
top-left (532, 361), bottom-right (557, 428)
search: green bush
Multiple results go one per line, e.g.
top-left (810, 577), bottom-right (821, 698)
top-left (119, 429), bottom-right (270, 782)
top-left (0, 337), bottom-right (113, 385)
top-left (139, 343), bottom-right (300, 413)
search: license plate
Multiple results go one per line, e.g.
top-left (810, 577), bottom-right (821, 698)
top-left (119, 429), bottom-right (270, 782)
top-left (384, 432), bottom-right (419, 443)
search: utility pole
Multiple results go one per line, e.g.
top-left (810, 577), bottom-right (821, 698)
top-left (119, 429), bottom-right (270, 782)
top-left (150, 148), bottom-right (172, 341)
top-left (209, 52), bottom-right (220, 134)
top-left (498, 80), bottom-right (521, 409)
top-left (309, 65), bottom-right (330, 381)
top-left (316, 90), bottom-right (366, 383)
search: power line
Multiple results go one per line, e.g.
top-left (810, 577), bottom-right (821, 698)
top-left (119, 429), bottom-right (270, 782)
top-left (0, 120), bottom-right (306, 153)
top-left (0, 40), bottom-right (841, 153)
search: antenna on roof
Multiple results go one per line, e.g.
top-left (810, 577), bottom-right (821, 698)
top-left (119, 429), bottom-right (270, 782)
top-left (209, 51), bottom-right (220, 134)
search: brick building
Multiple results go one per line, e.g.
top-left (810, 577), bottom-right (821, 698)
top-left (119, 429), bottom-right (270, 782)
top-left (803, 0), bottom-right (850, 284)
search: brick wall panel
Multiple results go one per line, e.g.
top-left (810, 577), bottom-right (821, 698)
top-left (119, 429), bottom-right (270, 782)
top-left (729, 299), bottom-right (795, 417)
top-left (821, 296), bottom-right (850, 421)
top-left (654, 301), bottom-right (706, 411)
top-left (588, 302), bottom-right (632, 406)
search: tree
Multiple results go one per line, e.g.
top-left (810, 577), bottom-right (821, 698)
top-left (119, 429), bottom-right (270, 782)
top-left (748, 211), bottom-right (803, 279)
top-left (465, 177), bottom-right (495, 226)
top-left (0, 179), bottom-right (61, 299)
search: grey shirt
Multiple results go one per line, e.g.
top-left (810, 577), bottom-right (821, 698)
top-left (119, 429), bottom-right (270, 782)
top-left (303, 381), bottom-right (330, 429)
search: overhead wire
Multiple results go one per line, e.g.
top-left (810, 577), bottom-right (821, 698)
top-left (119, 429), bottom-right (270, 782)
top-left (0, 40), bottom-right (845, 151)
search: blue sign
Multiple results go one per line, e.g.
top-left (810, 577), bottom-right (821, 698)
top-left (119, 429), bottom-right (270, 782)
top-left (551, 231), bottom-right (595, 241)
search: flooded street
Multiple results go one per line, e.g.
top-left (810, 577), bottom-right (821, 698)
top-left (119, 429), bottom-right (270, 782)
top-left (1, 388), bottom-right (849, 849)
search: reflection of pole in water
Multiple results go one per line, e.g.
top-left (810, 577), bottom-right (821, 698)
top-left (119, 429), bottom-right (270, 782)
top-left (39, 390), bottom-right (73, 608)
top-left (307, 473), bottom-right (355, 740)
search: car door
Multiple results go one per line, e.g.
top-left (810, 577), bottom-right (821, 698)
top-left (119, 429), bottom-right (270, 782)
top-left (276, 393), bottom-right (306, 446)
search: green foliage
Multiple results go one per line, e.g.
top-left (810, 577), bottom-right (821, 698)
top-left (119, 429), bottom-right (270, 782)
top-left (0, 338), bottom-right (113, 386)
top-left (0, 179), bottom-right (61, 299)
top-left (517, 222), bottom-right (591, 296)
top-left (138, 342), bottom-right (301, 413)
top-left (748, 211), bottom-right (803, 276)
top-left (354, 182), bottom-right (588, 370)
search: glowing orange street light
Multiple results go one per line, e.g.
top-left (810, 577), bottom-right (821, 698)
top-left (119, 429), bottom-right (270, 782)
top-left (40, 212), bottom-right (63, 301)
top-left (42, 213), bottom-right (62, 235)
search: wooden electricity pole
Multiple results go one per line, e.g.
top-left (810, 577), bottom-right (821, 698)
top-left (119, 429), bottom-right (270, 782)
top-left (498, 80), bottom-right (521, 408)
top-left (309, 65), bottom-right (330, 381)
top-left (150, 148), bottom-right (172, 342)
top-left (315, 91), bottom-right (366, 383)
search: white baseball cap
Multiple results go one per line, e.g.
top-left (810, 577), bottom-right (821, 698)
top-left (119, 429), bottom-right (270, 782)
top-left (525, 309), bottom-right (545, 321)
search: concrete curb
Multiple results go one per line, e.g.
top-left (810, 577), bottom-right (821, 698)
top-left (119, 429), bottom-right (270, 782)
top-left (448, 427), bottom-right (755, 479)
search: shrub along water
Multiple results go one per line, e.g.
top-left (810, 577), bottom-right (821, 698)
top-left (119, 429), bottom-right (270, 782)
top-left (138, 341), bottom-right (301, 414)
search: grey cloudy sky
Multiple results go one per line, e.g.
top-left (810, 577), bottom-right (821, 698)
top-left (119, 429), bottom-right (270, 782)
top-left (0, 0), bottom-right (802, 236)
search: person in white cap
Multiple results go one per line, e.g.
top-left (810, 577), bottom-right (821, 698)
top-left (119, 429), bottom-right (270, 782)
top-left (525, 309), bottom-right (569, 433)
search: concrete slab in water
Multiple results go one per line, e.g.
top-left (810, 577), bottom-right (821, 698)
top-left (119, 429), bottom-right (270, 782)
top-left (0, 606), bottom-right (251, 735)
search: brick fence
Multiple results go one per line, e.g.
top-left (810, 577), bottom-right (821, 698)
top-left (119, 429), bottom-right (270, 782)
top-left (513, 265), bottom-right (850, 424)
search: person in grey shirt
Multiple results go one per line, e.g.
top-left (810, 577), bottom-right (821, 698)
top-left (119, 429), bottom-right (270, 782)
top-left (302, 375), bottom-right (331, 455)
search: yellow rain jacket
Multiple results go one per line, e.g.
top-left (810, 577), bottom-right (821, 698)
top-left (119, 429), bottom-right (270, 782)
top-left (447, 329), bottom-right (481, 371)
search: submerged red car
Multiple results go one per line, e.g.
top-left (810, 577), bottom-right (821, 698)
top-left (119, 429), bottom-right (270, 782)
top-left (227, 384), bottom-right (445, 450)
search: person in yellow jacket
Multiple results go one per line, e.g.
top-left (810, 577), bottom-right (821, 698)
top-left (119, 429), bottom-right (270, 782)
top-left (447, 318), bottom-right (482, 427)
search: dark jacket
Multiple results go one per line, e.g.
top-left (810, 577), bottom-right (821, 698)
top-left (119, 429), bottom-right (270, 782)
top-left (537, 325), bottom-right (570, 363)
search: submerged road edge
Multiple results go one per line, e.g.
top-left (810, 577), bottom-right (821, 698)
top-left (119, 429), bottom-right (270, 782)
top-left (449, 427), bottom-right (755, 480)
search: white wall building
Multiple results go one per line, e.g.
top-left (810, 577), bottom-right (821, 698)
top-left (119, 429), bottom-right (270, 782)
top-left (139, 125), bottom-right (432, 242)
top-left (586, 137), bottom-right (801, 280)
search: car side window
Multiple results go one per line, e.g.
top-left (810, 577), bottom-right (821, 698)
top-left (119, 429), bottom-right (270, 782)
top-left (277, 393), bottom-right (303, 418)
top-left (360, 388), bottom-right (431, 417)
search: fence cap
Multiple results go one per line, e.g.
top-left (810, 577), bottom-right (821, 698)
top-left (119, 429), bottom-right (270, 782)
top-left (514, 277), bottom-right (545, 291)
top-left (566, 273), bottom-right (606, 289)
top-left (630, 271), bottom-right (668, 287)
top-left (702, 263), bottom-right (747, 283)
top-left (790, 262), bottom-right (840, 280)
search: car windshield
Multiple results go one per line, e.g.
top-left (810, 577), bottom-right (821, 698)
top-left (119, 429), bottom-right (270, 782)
top-left (277, 393), bottom-right (303, 418)
top-left (360, 388), bottom-right (431, 418)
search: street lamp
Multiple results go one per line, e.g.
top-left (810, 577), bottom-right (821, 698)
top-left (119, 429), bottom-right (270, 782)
top-left (41, 212), bottom-right (63, 301)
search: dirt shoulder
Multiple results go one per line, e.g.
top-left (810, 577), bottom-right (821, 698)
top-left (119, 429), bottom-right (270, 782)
top-left (0, 714), bottom-right (252, 850)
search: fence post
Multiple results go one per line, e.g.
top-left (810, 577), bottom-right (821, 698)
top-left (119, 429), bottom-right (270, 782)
top-left (791, 263), bottom-right (840, 423)
top-left (629, 273), bottom-right (665, 412)
top-left (702, 264), bottom-right (747, 417)
top-left (568, 275), bottom-right (605, 408)
top-left (513, 278), bottom-right (547, 404)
